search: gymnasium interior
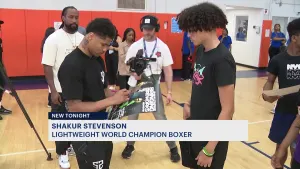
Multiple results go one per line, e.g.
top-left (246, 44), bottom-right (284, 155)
top-left (0, 0), bottom-right (300, 168)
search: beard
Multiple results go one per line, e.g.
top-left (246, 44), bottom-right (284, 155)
top-left (65, 23), bottom-right (78, 33)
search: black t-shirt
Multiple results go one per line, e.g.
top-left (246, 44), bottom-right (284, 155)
top-left (58, 47), bottom-right (108, 111)
top-left (268, 51), bottom-right (300, 114)
top-left (190, 43), bottom-right (236, 120)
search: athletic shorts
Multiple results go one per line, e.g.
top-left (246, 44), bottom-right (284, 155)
top-left (291, 158), bottom-right (300, 169)
top-left (269, 112), bottom-right (297, 146)
top-left (179, 141), bottom-right (228, 169)
top-left (72, 141), bottom-right (113, 169)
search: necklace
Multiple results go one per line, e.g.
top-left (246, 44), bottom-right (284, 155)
top-left (65, 31), bottom-right (77, 49)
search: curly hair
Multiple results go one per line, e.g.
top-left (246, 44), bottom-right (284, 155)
top-left (176, 2), bottom-right (228, 32)
top-left (287, 18), bottom-right (300, 39)
top-left (86, 18), bottom-right (116, 39)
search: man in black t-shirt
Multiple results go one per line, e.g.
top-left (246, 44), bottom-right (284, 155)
top-left (176, 3), bottom-right (236, 169)
top-left (58, 18), bottom-right (130, 169)
top-left (0, 20), bottom-right (12, 120)
top-left (263, 18), bottom-right (300, 168)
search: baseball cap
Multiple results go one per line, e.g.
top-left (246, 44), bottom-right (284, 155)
top-left (141, 15), bottom-right (158, 30)
top-left (0, 20), bottom-right (4, 25)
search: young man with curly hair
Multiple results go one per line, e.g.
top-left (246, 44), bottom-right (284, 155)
top-left (176, 3), bottom-right (236, 169)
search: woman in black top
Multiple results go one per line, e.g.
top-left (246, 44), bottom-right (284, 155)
top-left (105, 28), bottom-right (122, 90)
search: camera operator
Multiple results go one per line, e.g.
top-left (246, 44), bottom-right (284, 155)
top-left (0, 20), bottom-right (12, 120)
top-left (122, 15), bottom-right (181, 163)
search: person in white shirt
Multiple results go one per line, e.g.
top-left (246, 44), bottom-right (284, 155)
top-left (41, 6), bottom-right (84, 169)
top-left (121, 15), bottom-right (181, 163)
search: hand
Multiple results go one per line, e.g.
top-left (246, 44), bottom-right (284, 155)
top-left (133, 73), bottom-right (142, 80)
top-left (262, 93), bottom-right (280, 103)
top-left (195, 150), bottom-right (213, 168)
top-left (111, 89), bottom-right (130, 105)
top-left (166, 93), bottom-right (172, 105)
top-left (271, 149), bottom-right (286, 168)
top-left (51, 92), bottom-right (62, 105)
top-left (183, 103), bottom-right (190, 120)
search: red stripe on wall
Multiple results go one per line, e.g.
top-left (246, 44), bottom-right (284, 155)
top-left (259, 20), bottom-right (272, 68)
top-left (0, 8), bottom-right (224, 77)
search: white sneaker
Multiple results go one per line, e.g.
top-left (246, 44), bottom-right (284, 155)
top-left (58, 152), bottom-right (71, 169)
top-left (67, 146), bottom-right (76, 156)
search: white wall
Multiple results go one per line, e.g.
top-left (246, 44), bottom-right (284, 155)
top-left (226, 8), bottom-right (264, 67)
top-left (271, 0), bottom-right (300, 18)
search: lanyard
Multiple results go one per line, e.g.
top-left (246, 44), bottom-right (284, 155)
top-left (143, 38), bottom-right (157, 58)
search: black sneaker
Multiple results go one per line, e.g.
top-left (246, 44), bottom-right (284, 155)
top-left (121, 145), bottom-right (135, 159)
top-left (170, 146), bottom-right (181, 162)
top-left (0, 106), bottom-right (12, 115)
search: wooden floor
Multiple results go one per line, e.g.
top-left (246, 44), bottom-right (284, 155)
top-left (0, 65), bottom-right (291, 169)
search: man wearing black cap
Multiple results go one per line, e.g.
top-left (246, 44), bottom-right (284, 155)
top-left (41, 6), bottom-right (84, 169)
top-left (0, 20), bottom-right (12, 120)
top-left (122, 15), bottom-right (181, 163)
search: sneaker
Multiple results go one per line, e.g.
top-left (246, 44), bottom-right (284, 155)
top-left (121, 145), bottom-right (135, 159)
top-left (170, 147), bottom-right (181, 162)
top-left (58, 152), bottom-right (71, 169)
top-left (0, 106), bottom-right (12, 115)
top-left (67, 145), bottom-right (76, 156)
top-left (270, 108), bottom-right (275, 114)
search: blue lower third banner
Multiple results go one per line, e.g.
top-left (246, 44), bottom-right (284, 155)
top-left (48, 113), bottom-right (248, 141)
top-left (49, 112), bottom-right (108, 120)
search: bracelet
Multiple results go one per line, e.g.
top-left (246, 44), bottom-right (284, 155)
top-left (202, 147), bottom-right (214, 157)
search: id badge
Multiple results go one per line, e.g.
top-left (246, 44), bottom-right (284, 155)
top-left (109, 50), bottom-right (114, 54)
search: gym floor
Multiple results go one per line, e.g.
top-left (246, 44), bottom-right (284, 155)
top-left (0, 65), bottom-right (291, 169)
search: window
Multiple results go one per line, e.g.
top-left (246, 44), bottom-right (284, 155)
top-left (117, 0), bottom-right (146, 10)
top-left (235, 16), bottom-right (248, 42)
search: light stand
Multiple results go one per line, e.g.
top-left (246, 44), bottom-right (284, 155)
top-left (0, 62), bottom-right (53, 161)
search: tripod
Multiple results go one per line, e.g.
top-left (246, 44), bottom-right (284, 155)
top-left (0, 62), bottom-right (52, 161)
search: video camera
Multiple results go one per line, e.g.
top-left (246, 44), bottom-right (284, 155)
top-left (126, 49), bottom-right (156, 76)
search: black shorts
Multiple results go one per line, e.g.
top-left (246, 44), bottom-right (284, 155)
top-left (72, 141), bottom-right (113, 169)
top-left (179, 141), bottom-right (228, 169)
top-left (291, 158), bottom-right (300, 169)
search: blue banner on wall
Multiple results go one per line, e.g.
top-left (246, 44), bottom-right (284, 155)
top-left (171, 17), bottom-right (182, 33)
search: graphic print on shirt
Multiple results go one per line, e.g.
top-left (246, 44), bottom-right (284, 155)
top-left (193, 63), bottom-right (206, 85)
top-left (287, 64), bottom-right (300, 80)
top-left (100, 71), bottom-right (105, 84)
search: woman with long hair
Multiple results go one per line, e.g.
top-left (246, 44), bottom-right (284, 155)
top-left (218, 28), bottom-right (232, 51)
top-left (105, 27), bottom-right (122, 90)
top-left (118, 28), bottom-right (136, 90)
top-left (41, 27), bottom-right (55, 53)
top-left (41, 27), bottom-right (55, 107)
top-left (269, 24), bottom-right (286, 60)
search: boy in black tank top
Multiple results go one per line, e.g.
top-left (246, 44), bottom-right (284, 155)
top-left (176, 3), bottom-right (236, 169)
